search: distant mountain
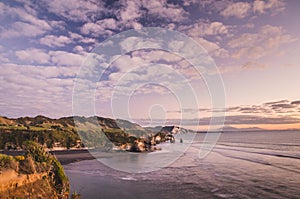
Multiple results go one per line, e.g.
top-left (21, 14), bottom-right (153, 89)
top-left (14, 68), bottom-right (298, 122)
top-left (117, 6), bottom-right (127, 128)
top-left (115, 119), bottom-right (153, 137)
top-left (144, 126), bottom-right (163, 133)
top-left (116, 119), bottom-right (145, 130)
top-left (220, 125), bottom-right (266, 132)
top-left (285, 128), bottom-right (300, 131)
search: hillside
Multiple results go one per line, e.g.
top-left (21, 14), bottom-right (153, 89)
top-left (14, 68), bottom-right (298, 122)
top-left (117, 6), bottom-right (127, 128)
top-left (116, 119), bottom-right (154, 137)
top-left (0, 115), bottom-right (80, 150)
top-left (0, 115), bottom-right (206, 153)
top-left (0, 115), bottom-right (155, 150)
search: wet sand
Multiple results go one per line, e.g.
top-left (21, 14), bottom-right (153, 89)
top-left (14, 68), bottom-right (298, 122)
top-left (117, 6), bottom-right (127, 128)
top-left (0, 149), bottom-right (95, 165)
top-left (51, 149), bottom-right (95, 165)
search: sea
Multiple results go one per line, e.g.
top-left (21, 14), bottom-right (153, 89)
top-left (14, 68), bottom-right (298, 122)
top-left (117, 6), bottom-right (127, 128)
top-left (64, 130), bottom-right (300, 199)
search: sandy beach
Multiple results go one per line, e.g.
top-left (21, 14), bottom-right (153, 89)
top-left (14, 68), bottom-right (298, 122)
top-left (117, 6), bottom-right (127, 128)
top-left (0, 149), bottom-right (95, 165)
top-left (51, 149), bottom-right (95, 165)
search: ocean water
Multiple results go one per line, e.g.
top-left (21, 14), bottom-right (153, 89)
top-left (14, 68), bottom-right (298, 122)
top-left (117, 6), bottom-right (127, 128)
top-left (64, 131), bottom-right (300, 198)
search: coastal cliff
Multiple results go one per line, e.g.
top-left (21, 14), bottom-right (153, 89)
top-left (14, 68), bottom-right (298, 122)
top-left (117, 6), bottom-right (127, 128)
top-left (0, 141), bottom-right (69, 199)
top-left (0, 115), bottom-right (189, 153)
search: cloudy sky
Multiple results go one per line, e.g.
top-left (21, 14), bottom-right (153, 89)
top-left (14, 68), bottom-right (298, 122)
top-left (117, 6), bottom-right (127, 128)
top-left (0, 0), bottom-right (299, 130)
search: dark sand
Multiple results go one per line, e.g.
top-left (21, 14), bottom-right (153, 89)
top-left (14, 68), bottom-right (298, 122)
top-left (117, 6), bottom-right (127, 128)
top-left (0, 149), bottom-right (95, 165)
top-left (51, 149), bottom-right (95, 165)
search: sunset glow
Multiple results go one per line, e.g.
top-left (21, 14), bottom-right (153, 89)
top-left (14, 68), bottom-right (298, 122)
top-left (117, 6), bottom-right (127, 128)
top-left (0, 0), bottom-right (299, 130)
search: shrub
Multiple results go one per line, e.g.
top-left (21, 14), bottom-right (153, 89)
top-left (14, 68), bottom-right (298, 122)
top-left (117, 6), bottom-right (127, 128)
top-left (51, 157), bottom-right (70, 195)
top-left (35, 161), bottom-right (51, 173)
top-left (18, 155), bottom-right (36, 174)
top-left (14, 155), bottom-right (25, 161)
top-left (0, 154), bottom-right (19, 171)
top-left (71, 191), bottom-right (81, 199)
top-left (23, 141), bottom-right (50, 163)
top-left (50, 157), bottom-right (68, 186)
top-left (21, 141), bottom-right (70, 197)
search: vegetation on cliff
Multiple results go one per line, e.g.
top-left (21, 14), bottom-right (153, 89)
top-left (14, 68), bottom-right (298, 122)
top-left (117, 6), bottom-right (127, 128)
top-left (0, 115), bottom-right (183, 153)
top-left (0, 141), bottom-right (69, 199)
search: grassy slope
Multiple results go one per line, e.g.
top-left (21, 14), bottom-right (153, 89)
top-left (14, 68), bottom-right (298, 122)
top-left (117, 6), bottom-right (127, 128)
top-left (0, 115), bottom-right (156, 150)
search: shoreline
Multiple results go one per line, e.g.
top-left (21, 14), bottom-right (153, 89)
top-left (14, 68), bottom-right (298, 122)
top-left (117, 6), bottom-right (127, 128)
top-left (0, 143), bottom-right (165, 165)
top-left (0, 148), bottom-right (161, 165)
top-left (51, 149), bottom-right (96, 165)
top-left (0, 149), bottom-right (95, 165)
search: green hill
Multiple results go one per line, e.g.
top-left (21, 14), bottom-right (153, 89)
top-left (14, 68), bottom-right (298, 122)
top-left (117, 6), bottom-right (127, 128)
top-left (0, 115), bottom-right (156, 150)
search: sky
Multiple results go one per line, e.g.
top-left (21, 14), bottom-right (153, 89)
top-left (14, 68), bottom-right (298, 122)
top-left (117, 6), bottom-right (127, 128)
top-left (0, 0), bottom-right (300, 130)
